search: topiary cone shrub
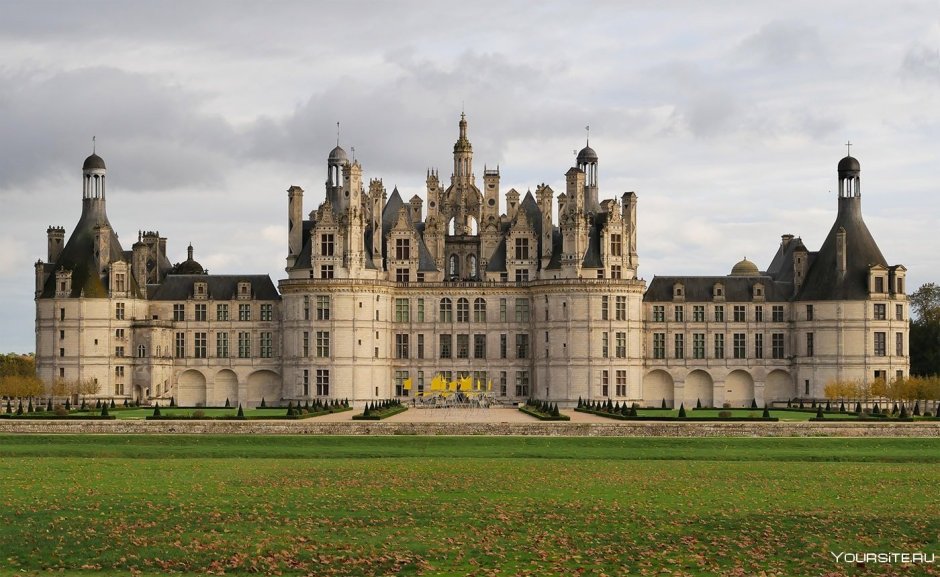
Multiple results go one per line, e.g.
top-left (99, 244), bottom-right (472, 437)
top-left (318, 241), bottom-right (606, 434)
top-left (110, 399), bottom-right (116, 409)
top-left (855, 402), bottom-right (863, 414)
top-left (237, 404), bottom-right (244, 418)
top-left (5, 399), bottom-right (11, 414)
top-left (225, 397), bottom-right (231, 408)
top-left (661, 398), bottom-right (667, 409)
top-left (27, 399), bottom-right (34, 413)
top-left (899, 404), bottom-right (909, 418)
top-left (751, 399), bottom-right (758, 409)
top-left (16, 400), bottom-right (23, 415)
top-left (677, 403), bottom-right (687, 418)
top-left (260, 397), bottom-right (266, 408)
top-left (696, 398), bottom-right (702, 409)
top-left (46, 398), bottom-right (53, 411)
top-left (839, 402), bottom-right (846, 413)
top-left (825, 400), bottom-right (831, 412)
top-left (152, 403), bottom-right (161, 417)
top-left (101, 403), bottom-right (109, 417)
top-left (762, 404), bottom-right (771, 418)
top-left (816, 406), bottom-right (824, 419)
top-left (913, 401), bottom-right (921, 416)
top-left (170, 396), bottom-right (176, 407)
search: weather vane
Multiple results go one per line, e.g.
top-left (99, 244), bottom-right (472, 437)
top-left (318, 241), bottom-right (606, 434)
top-left (92, 135), bottom-right (96, 154)
top-left (845, 140), bottom-right (852, 156)
top-left (336, 122), bottom-right (340, 147)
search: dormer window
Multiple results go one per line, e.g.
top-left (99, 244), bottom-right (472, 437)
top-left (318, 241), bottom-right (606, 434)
top-left (194, 282), bottom-right (208, 299)
top-left (752, 283), bottom-right (765, 301)
top-left (237, 281), bottom-right (251, 300)
top-left (672, 283), bottom-right (684, 301)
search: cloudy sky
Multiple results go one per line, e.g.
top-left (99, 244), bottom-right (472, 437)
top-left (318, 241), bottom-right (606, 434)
top-left (1, 0), bottom-right (938, 352)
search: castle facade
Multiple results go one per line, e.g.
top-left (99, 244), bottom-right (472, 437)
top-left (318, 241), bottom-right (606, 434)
top-left (34, 116), bottom-right (909, 407)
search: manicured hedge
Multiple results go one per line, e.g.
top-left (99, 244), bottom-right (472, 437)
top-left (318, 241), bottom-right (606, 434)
top-left (352, 399), bottom-right (407, 420)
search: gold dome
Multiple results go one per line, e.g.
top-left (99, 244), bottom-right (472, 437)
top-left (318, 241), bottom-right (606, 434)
top-left (730, 257), bottom-right (760, 276)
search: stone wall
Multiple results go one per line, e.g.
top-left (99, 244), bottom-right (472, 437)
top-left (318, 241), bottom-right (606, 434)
top-left (0, 420), bottom-right (938, 437)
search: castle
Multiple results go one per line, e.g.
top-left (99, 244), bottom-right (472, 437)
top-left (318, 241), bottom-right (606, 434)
top-left (34, 115), bottom-right (909, 407)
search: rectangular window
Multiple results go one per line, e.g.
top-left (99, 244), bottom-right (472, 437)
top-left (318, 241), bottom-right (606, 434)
top-left (60, 308), bottom-right (65, 321)
top-left (500, 298), bottom-right (507, 322)
top-left (515, 298), bottom-right (530, 322)
top-left (612, 331), bottom-right (626, 358)
top-left (473, 334), bottom-right (486, 359)
top-left (260, 332), bottom-right (273, 358)
top-left (115, 302), bottom-right (125, 320)
top-left (417, 371), bottom-right (425, 393)
top-left (175, 332), bottom-right (185, 358)
top-left (239, 304), bottom-right (251, 321)
top-left (714, 305), bottom-right (724, 322)
top-left (615, 296), bottom-right (627, 321)
top-left (439, 298), bottom-right (453, 322)
top-left (516, 333), bottom-right (529, 359)
top-left (601, 296), bottom-right (609, 320)
top-left (417, 333), bottom-right (425, 359)
top-left (173, 303), bottom-right (185, 321)
top-left (733, 333), bottom-right (746, 359)
top-left (395, 238), bottom-right (410, 260)
top-left (874, 303), bottom-right (886, 320)
top-left (806, 332), bottom-right (814, 357)
top-left (260, 303), bottom-right (273, 321)
top-left (653, 333), bottom-right (665, 359)
top-left (302, 369), bottom-right (309, 397)
top-left (500, 371), bottom-right (508, 396)
top-left (193, 333), bottom-right (209, 359)
top-left (216, 332), bottom-right (229, 358)
top-left (302, 331), bottom-right (309, 357)
top-left (653, 305), bottom-right (665, 322)
top-left (874, 332), bottom-right (886, 356)
top-left (772, 305), bottom-right (784, 322)
top-left (456, 299), bottom-right (469, 322)
top-left (440, 334), bottom-right (452, 359)
top-left (456, 334), bottom-right (470, 359)
top-left (396, 333), bottom-right (409, 359)
top-left (733, 305), bottom-right (746, 323)
top-left (896, 332), bottom-right (904, 356)
top-left (515, 371), bottom-right (529, 397)
top-left (417, 298), bottom-right (425, 322)
top-left (714, 333), bottom-right (725, 359)
top-left (195, 304), bottom-right (207, 322)
top-left (316, 295), bottom-right (330, 320)
top-left (693, 333), bottom-right (705, 359)
top-left (772, 333), bottom-right (785, 359)
top-left (875, 276), bottom-right (884, 293)
top-left (610, 265), bottom-right (622, 280)
top-left (474, 298), bottom-right (486, 323)
top-left (114, 328), bottom-right (124, 339)
top-left (395, 298), bottom-right (410, 323)
top-left (395, 370), bottom-right (409, 397)
top-left (602, 332), bottom-right (609, 358)
top-left (115, 346), bottom-right (124, 358)
top-left (514, 238), bottom-right (529, 260)
top-left (601, 370), bottom-right (609, 398)
top-left (754, 333), bottom-right (763, 359)
top-left (610, 234), bottom-right (622, 257)
top-left (806, 304), bottom-right (814, 321)
top-left (115, 365), bottom-right (124, 378)
top-left (217, 304), bottom-right (229, 321)
top-left (674, 306), bottom-right (684, 322)
top-left (754, 305), bottom-right (763, 322)
top-left (615, 370), bottom-right (627, 397)
top-left (320, 265), bottom-right (334, 279)
top-left (114, 273), bottom-right (125, 293)
top-left (321, 234), bottom-right (334, 256)
top-left (674, 333), bottom-right (684, 359)
top-left (303, 296), bottom-right (310, 321)
top-left (396, 268), bottom-right (409, 283)
top-left (315, 331), bottom-right (330, 358)
top-left (238, 332), bottom-right (251, 358)
top-left (515, 268), bottom-right (529, 282)
top-left (896, 304), bottom-right (904, 321)
top-left (316, 369), bottom-right (329, 396)
top-left (692, 305), bottom-right (704, 322)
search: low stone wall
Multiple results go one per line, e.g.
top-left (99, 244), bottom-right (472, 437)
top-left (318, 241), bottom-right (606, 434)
top-left (0, 420), bottom-right (938, 437)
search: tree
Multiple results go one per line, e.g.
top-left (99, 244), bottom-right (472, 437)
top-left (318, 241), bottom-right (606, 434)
top-left (910, 283), bottom-right (940, 376)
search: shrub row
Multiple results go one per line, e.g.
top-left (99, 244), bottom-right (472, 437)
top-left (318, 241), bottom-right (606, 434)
top-left (352, 399), bottom-right (408, 420)
top-left (519, 399), bottom-right (570, 421)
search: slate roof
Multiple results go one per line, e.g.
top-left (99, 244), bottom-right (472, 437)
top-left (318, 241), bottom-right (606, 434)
top-left (796, 196), bottom-right (887, 301)
top-left (40, 199), bottom-right (139, 299)
top-left (644, 275), bottom-right (790, 303)
top-left (149, 275), bottom-right (280, 301)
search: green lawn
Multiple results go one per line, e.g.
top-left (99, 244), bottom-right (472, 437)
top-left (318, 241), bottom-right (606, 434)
top-left (0, 436), bottom-right (937, 576)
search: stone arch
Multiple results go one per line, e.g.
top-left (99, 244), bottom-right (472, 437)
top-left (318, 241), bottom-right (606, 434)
top-left (643, 370), bottom-right (674, 407)
top-left (685, 370), bottom-right (714, 407)
top-left (726, 370), bottom-right (755, 407)
top-left (177, 369), bottom-right (206, 407)
top-left (247, 370), bottom-right (282, 408)
top-left (765, 370), bottom-right (793, 403)
top-left (467, 254), bottom-right (478, 278)
top-left (447, 217), bottom-right (457, 236)
top-left (215, 369), bottom-right (238, 407)
top-left (467, 216), bottom-right (478, 235)
top-left (448, 254), bottom-right (460, 277)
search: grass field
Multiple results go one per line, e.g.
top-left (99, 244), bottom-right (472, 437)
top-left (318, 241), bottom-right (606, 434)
top-left (0, 436), bottom-right (937, 576)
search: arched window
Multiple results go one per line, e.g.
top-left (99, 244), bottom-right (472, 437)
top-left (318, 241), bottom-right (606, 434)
top-left (447, 218), bottom-right (457, 236)
top-left (468, 254), bottom-right (478, 278)
top-left (137, 345), bottom-right (146, 358)
top-left (474, 298), bottom-right (487, 322)
top-left (457, 298), bottom-right (470, 322)
top-left (467, 217), bottom-right (478, 236)
top-left (439, 298), bottom-right (453, 322)
top-left (449, 254), bottom-right (459, 277)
